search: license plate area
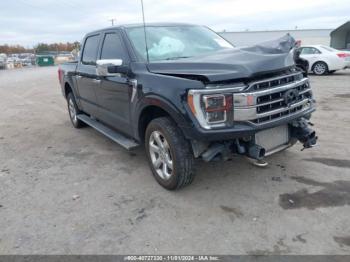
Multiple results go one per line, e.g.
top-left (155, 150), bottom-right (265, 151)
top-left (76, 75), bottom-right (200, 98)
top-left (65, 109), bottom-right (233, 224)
top-left (255, 125), bottom-right (289, 153)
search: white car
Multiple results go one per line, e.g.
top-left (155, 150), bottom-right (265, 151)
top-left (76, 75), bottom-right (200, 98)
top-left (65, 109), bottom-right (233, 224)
top-left (343, 50), bottom-right (350, 68)
top-left (298, 45), bottom-right (350, 75)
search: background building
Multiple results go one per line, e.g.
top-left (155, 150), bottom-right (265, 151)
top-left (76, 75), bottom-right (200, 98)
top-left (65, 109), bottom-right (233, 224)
top-left (219, 29), bottom-right (332, 47)
top-left (219, 21), bottom-right (350, 50)
top-left (330, 21), bottom-right (350, 50)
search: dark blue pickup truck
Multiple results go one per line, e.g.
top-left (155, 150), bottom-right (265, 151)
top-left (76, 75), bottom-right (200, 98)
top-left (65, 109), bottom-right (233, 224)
top-left (58, 23), bottom-right (317, 190)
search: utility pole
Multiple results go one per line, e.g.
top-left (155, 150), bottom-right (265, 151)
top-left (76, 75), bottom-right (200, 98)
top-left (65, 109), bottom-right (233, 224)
top-left (109, 18), bottom-right (116, 26)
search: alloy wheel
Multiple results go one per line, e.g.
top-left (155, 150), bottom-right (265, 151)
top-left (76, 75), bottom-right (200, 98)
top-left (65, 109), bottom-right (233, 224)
top-left (314, 63), bottom-right (327, 75)
top-left (68, 97), bottom-right (77, 124)
top-left (148, 131), bottom-right (173, 180)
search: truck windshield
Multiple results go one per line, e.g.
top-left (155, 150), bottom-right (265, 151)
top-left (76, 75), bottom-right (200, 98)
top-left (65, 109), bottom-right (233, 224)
top-left (126, 25), bottom-right (234, 62)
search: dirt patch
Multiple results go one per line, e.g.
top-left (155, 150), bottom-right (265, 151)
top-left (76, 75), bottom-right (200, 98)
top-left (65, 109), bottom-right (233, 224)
top-left (292, 233), bottom-right (307, 244)
top-left (334, 93), bottom-right (350, 99)
top-left (333, 236), bottom-right (350, 247)
top-left (303, 158), bottom-right (350, 169)
top-left (220, 205), bottom-right (243, 221)
top-left (247, 238), bottom-right (290, 255)
top-left (279, 177), bottom-right (350, 210)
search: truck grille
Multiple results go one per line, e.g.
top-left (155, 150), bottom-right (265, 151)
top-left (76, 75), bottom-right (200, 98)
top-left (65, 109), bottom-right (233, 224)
top-left (252, 73), bottom-right (303, 91)
top-left (233, 72), bottom-right (314, 125)
top-left (256, 83), bottom-right (312, 114)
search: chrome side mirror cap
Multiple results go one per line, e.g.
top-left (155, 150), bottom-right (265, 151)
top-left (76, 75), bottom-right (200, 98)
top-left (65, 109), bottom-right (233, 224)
top-left (96, 59), bottom-right (123, 76)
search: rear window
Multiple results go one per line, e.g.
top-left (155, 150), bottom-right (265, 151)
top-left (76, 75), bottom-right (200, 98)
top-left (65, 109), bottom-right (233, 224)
top-left (82, 35), bottom-right (100, 65)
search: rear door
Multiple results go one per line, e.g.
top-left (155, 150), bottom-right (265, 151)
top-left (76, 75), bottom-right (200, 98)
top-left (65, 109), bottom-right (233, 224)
top-left (94, 30), bottom-right (132, 134)
top-left (76, 34), bottom-right (101, 117)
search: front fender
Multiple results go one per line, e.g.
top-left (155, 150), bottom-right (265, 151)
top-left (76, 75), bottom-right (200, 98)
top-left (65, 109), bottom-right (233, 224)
top-left (132, 94), bottom-right (192, 140)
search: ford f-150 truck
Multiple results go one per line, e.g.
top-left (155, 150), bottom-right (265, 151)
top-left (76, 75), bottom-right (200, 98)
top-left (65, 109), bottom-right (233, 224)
top-left (58, 23), bottom-right (317, 190)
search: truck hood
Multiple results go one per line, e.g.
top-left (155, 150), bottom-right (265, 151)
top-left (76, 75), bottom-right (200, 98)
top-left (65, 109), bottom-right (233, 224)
top-left (147, 34), bottom-right (296, 82)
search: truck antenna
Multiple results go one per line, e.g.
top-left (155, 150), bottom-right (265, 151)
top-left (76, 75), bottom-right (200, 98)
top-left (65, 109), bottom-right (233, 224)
top-left (141, 0), bottom-right (149, 63)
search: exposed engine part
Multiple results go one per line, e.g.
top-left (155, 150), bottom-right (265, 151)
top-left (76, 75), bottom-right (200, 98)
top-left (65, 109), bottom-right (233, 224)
top-left (246, 144), bottom-right (266, 160)
top-left (290, 118), bottom-right (318, 150)
top-left (191, 140), bottom-right (210, 158)
top-left (201, 143), bottom-right (232, 162)
top-left (234, 139), bottom-right (246, 154)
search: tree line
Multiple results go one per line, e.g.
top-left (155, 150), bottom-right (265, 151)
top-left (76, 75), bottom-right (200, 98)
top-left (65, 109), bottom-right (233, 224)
top-left (0, 42), bottom-right (81, 54)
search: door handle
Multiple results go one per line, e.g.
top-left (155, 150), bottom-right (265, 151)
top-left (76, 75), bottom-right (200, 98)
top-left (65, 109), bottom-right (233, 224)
top-left (92, 79), bottom-right (101, 83)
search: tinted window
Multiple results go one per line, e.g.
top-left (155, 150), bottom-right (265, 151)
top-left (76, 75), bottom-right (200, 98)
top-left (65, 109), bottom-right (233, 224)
top-left (100, 33), bottom-right (127, 62)
top-left (300, 47), bottom-right (321, 55)
top-left (82, 35), bottom-right (100, 65)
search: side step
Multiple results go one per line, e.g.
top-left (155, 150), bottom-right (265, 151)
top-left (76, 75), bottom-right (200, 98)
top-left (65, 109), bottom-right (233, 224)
top-left (76, 114), bottom-right (139, 150)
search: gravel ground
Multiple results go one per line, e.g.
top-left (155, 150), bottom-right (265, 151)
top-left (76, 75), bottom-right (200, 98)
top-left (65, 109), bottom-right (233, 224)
top-left (0, 66), bottom-right (349, 254)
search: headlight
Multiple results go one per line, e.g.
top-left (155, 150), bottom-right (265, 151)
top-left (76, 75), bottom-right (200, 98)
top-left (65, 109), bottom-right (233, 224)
top-left (188, 91), bottom-right (233, 129)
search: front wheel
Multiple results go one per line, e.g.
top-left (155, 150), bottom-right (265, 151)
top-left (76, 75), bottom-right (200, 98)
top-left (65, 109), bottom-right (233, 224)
top-left (312, 62), bottom-right (328, 75)
top-left (145, 117), bottom-right (195, 190)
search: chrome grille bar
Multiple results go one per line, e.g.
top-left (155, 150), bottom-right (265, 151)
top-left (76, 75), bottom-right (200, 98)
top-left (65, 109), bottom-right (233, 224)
top-left (233, 72), bottom-right (314, 125)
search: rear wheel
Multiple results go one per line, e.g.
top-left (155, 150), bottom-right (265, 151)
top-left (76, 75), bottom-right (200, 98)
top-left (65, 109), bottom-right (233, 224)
top-left (312, 62), bottom-right (328, 75)
top-left (67, 92), bottom-right (85, 128)
top-left (145, 117), bottom-right (195, 190)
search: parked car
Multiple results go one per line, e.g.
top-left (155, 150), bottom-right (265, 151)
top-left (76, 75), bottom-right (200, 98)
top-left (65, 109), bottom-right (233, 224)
top-left (58, 23), bottom-right (317, 190)
top-left (342, 50), bottom-right (350, 68)
top-left (0, 53), bottom-right (7, 69)
top-left (298, 45), bottom-right (349, 75)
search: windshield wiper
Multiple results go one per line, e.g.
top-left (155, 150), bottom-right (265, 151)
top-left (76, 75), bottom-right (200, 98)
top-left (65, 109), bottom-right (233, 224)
top-left (165, 56), bottom-right (191, 60)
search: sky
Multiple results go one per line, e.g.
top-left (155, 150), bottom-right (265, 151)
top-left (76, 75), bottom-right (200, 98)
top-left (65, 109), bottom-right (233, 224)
top-left (1, 0), bottom-right (349, 47)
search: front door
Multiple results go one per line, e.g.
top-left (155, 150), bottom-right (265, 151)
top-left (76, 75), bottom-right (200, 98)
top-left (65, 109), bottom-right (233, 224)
top-left (95, 31), bottom-right (133, 135)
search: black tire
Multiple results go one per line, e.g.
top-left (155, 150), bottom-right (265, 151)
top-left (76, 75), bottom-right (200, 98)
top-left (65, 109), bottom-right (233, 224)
top-left (145, 117), bottom-right (195, 190)
top-left (67, 92), bottom-right (85, 128)
top-left (312, 61), bottom-right (328, 75)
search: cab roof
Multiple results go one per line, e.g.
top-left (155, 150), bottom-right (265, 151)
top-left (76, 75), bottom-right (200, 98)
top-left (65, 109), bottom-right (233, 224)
top-left (87, 23), bottom-right (199, 35)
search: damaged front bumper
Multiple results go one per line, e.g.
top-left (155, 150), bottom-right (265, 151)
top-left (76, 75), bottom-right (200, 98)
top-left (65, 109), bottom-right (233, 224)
top-left (191, 117), bottom-right (317, 162)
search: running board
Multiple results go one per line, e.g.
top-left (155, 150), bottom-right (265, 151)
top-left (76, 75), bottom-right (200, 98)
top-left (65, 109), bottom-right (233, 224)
top-left (76, 114), bottom-right (139, 150)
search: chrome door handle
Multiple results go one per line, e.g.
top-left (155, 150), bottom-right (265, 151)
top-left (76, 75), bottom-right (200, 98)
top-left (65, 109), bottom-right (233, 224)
top-left (92, 79), bottom-right (101, 83)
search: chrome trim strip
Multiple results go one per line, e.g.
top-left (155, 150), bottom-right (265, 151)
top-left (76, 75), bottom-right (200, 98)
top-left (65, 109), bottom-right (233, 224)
top-left (264, 143), bottom-right (292, 156)
top-left (256, 98), bottom-right (309, 118)
top-left (247, 105), bottom-right (314, 126)
top-left (245, 78), bottom-right (308, 97)
top-left (234, 99), bottom-right (312, 122)
top-left (246, 72), bottom-right (302, 91)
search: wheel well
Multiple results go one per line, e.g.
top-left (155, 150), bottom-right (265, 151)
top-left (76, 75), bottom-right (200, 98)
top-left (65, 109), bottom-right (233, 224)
top-left (138, 106), bottom-right (171, 142)
top-left (311, 61), bottom-right (328, 71)
top-left (64, 83), bottom-right (72, 98)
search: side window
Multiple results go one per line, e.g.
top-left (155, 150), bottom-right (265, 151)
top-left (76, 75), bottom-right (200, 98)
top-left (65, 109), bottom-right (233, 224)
top-left (300, 47), bottom-right (321, 55)
top-left (82, 35), bottom-right (100, 65)
top-left (100, 33), bottom-right (128, 63)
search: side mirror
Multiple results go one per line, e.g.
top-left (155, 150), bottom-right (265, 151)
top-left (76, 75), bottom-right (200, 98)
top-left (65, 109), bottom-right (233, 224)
top-left (96, 59), bottom-right (125, 76)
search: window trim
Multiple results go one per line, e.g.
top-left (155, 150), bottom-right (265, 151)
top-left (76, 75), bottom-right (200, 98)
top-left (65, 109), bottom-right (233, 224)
top-left (99, 30), bottom-right (130, 64)
top-left (81, 34), bottom-right (101, 66)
